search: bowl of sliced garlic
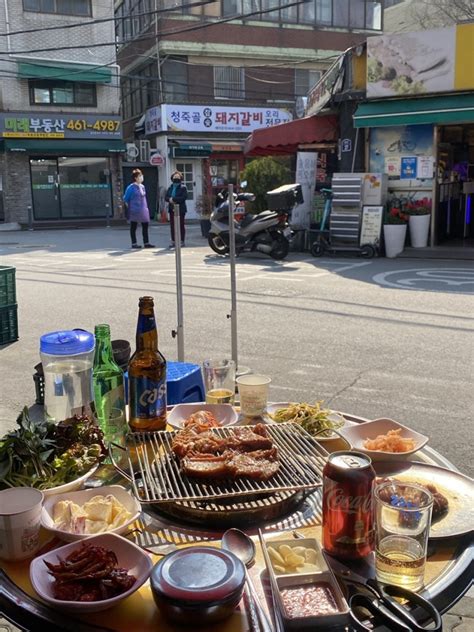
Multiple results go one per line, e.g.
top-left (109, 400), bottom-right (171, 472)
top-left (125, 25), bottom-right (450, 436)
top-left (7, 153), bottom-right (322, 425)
top-left (266, 538), bottom-right (327, 576)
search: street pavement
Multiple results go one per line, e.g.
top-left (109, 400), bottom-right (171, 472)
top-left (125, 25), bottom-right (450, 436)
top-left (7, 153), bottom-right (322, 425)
top-left (0, 223), bottom-right (472, 629)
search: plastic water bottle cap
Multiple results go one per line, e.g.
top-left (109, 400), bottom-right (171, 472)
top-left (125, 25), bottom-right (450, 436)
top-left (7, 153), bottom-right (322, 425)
top-left (40, 329), bottom-right (95, 356)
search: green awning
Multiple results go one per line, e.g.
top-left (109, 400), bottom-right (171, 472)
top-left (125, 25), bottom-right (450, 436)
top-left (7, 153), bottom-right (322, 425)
top-left (354, 94), bottom-right (474, 128)
top-left (17, 61), bottom-right (112, 83)
top-left (171, 143), bottom-right (212, 158)
top-left (4, 139), bottom-right (126, 154)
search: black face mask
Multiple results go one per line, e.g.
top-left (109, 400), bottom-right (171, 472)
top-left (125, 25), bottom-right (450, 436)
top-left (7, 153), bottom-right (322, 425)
top-left (172, 178), bottom-right (181, 183)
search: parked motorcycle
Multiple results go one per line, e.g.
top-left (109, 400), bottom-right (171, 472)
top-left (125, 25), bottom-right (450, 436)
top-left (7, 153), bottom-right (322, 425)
top-left (208, 183), bottom-right (303, 261)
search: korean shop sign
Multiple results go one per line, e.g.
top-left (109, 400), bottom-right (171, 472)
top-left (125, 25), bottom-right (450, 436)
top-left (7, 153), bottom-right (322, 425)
top-left (0, 112), bottom-right (122, 139)
top-left (306, 56), bottom-right (345, 117)
top-left (144, 104), bottom-right (292, 135)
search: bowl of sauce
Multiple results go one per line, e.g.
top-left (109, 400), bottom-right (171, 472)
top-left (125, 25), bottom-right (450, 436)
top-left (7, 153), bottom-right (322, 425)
top-left (281, 583), bottom-right (339, 618)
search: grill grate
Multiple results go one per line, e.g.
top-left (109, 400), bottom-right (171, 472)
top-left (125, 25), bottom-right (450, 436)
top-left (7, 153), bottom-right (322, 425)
top-left (126, 422), bottom-right (329, 503)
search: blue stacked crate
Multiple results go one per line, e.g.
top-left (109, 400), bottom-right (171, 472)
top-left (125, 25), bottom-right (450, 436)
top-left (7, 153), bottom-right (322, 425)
top-left (124, 361), bottom-right (205, 405)
top-left (0, 266), bottom-right (18, 345)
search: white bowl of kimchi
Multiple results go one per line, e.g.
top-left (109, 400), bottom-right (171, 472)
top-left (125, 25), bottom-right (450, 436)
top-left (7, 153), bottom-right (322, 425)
top-left (337, 418), bottom-right (429, 462)
top-left (167, 403), bottom-right (238, 430)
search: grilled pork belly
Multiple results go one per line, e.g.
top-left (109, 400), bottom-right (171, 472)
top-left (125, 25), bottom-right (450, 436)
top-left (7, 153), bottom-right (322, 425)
top-left (172, 416), bottom-right (280, 481)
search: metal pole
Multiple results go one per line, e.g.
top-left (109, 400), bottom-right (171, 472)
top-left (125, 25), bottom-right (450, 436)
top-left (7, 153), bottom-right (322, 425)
top-left (27, 205), bottom-right (33, 231)
top-left (228, 185), bottom-right (238, 368)
top-left (174, 203), bottom-right (185, 361)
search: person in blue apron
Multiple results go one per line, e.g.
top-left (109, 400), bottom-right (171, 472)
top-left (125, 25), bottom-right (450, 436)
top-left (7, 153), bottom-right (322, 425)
top-left (165, 171), bottom-right (188, 249)
top-left (123, 169), bottom-right (155, 249)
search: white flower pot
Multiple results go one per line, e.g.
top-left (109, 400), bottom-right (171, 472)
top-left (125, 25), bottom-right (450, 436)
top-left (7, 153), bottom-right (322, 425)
top-left (409, 213), bottom-right (431, 248)
top-left (383, 224), bottom-right (407, 258)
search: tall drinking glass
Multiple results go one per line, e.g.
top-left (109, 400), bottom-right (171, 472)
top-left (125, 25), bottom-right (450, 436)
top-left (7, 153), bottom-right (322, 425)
top-left (375, 481), bottom-right (433, 591)
top-left (202, 359), bottom-right (236, 404)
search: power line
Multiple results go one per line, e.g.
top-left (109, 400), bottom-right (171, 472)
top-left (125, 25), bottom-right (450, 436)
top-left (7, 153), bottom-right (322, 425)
top-left (0, 0), bottom-right (217, 38)
top-left (0, 1), bottom-right (309, 55)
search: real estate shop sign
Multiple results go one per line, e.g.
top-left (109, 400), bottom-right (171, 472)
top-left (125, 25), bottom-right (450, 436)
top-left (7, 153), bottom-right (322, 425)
top-left (145, 104), bottom-right (292, 135)
top-left (0, 112), bottom-right (122, 139)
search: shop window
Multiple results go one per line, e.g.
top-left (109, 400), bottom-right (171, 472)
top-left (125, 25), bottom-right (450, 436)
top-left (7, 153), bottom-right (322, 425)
top-left (261, 0), bottom-right (280, 21)
top-left (365, 1), bottom-right (382, 30)
top-left (29, 80), bottom-right (96, 106)
top-left (349, 0), bottom-right (366, 28)
top-left (162, 57), bottom-right (188, 102)
top-left (23, 0), bottom-right (91, 16)
top-left (222, 0), bottom-right (240, 15)
top-left (214, 66), bottom-right (245, 100)
top-left (295, 69), bottom-right (322, 98)
top-left (315, 0), bottom-right (332, 24)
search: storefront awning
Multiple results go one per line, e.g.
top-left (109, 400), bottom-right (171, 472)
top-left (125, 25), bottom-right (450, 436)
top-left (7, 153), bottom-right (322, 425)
top-left (244, 115), bottom-right (338, 156)
top-left (4, 139), bottom-right (126, 154)
top-left (17, 61), bottom-right (113, 83)
top-left (354, 94), bottom-right (474, 128)
top-left (171, 142), bottom-right (212, 158)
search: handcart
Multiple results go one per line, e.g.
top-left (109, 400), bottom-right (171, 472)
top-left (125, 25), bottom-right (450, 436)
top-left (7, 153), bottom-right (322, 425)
top-left (310, 174), bottom-right (379, 258)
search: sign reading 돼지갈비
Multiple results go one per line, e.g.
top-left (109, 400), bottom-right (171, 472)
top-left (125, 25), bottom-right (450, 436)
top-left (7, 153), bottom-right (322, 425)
top-left (144, 104), bottom-right (292, 135)
top-left (0, 112), bottom-right (122, 139)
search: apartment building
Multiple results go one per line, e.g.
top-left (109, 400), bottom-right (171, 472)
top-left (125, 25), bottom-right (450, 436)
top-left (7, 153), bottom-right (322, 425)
top-left (117, 1), bottom-right (384, 218)
top-left (0, 0), bottom-right (123, 225)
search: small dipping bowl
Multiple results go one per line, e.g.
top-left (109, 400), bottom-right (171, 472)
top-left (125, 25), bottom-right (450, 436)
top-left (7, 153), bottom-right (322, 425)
top-left (150, 546), bottom-right (245, 626)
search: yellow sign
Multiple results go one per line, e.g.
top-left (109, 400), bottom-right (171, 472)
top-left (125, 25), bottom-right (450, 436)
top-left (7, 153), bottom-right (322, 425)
top-left (455, 23), bottom-right (474, 90)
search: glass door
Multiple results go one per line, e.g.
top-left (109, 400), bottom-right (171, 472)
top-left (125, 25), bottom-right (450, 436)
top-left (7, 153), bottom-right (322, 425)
top-left (58, 157), bottom-right (111, 218)
top-left (174, 161), bottom-right (199, 217)
top-left (30, 158), bottom-right (60, 220)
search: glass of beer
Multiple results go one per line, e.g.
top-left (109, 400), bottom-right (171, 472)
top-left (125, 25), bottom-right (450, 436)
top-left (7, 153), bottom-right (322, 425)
top-left (374, 481), bottom-right (433, 591)
top-left (202, 359), bottom-right (236, 405)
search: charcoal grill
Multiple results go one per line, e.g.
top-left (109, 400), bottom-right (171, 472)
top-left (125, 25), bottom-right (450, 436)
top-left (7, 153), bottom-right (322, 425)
top-left (123, 422), bottom-right (328, 504)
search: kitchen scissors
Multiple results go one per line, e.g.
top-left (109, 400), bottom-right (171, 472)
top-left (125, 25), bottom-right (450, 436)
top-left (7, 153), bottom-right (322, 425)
top-left (327, 556), bottom-right (442, 632)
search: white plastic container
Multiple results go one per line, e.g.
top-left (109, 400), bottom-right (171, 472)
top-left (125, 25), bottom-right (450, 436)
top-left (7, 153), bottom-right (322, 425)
top-left (40, 329), bottom-right (95, 422)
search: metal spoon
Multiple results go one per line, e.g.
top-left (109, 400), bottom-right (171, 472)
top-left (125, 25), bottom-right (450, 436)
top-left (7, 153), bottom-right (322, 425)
top-left (222, 528), bottom-right (274, 632)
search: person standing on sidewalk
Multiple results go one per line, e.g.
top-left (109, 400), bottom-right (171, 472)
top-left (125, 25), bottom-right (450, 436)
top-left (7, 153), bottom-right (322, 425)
top-left (165, 171), bottom-right (188, 249)
top-left (123, 169), bottom-right (155, 249)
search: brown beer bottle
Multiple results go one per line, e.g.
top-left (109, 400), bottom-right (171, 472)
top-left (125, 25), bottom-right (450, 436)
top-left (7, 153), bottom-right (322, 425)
top-left (128, 296), bottom-right (167, 431)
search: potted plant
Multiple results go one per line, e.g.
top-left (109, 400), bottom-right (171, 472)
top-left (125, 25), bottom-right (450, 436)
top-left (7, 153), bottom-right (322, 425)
top-left (195, 194), bottom-right (213, 238)
top-left (383, 206), bottom-right (409, 258)
top-left (406, 198), bottom-right (432, 248)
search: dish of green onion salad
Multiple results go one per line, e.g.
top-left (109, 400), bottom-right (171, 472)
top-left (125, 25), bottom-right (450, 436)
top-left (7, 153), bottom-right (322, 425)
top-left (269, 402), bottom-right (345, 438)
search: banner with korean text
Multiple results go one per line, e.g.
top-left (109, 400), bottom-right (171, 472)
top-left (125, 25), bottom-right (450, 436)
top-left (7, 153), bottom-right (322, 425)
top-left (145, 105), bottom-right (292, 135)
top-left (0, 112), bottom-right (121, 139)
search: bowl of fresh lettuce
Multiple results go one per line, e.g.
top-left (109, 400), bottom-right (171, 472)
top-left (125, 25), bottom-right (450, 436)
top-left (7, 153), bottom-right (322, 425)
top-left (0, 408), bottom-right (107, 495)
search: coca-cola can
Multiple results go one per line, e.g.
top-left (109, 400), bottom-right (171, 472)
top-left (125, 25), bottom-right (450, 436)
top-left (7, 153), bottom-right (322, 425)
top-left (322, 451), bottom-right (375, 560)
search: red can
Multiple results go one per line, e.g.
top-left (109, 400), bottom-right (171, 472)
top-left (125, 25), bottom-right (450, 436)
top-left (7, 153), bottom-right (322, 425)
top-left (322, 451), bottom-right (375, 560)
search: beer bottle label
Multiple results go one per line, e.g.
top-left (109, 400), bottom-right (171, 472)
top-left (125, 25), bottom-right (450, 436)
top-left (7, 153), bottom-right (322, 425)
top-left (130, 376), bottom-right (166, 419)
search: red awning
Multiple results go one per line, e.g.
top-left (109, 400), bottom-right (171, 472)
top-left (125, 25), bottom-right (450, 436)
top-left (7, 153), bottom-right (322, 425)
top-left (244, 115), bottom-right (338, 156)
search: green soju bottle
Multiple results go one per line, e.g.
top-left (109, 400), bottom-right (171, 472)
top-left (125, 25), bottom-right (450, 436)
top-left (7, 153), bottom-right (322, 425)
top-left (92, 324), bottom-right (126, 450)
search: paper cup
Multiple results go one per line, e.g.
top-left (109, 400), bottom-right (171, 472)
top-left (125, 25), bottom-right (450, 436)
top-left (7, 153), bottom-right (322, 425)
top-left (236, 374), bottom-right (271, 417)
top-left (0, 487), bottom-right (44, 561)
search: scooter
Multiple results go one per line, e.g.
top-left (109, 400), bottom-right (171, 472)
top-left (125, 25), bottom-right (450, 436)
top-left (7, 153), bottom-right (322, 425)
top-left (208, 184), bottom-right (300, 260)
